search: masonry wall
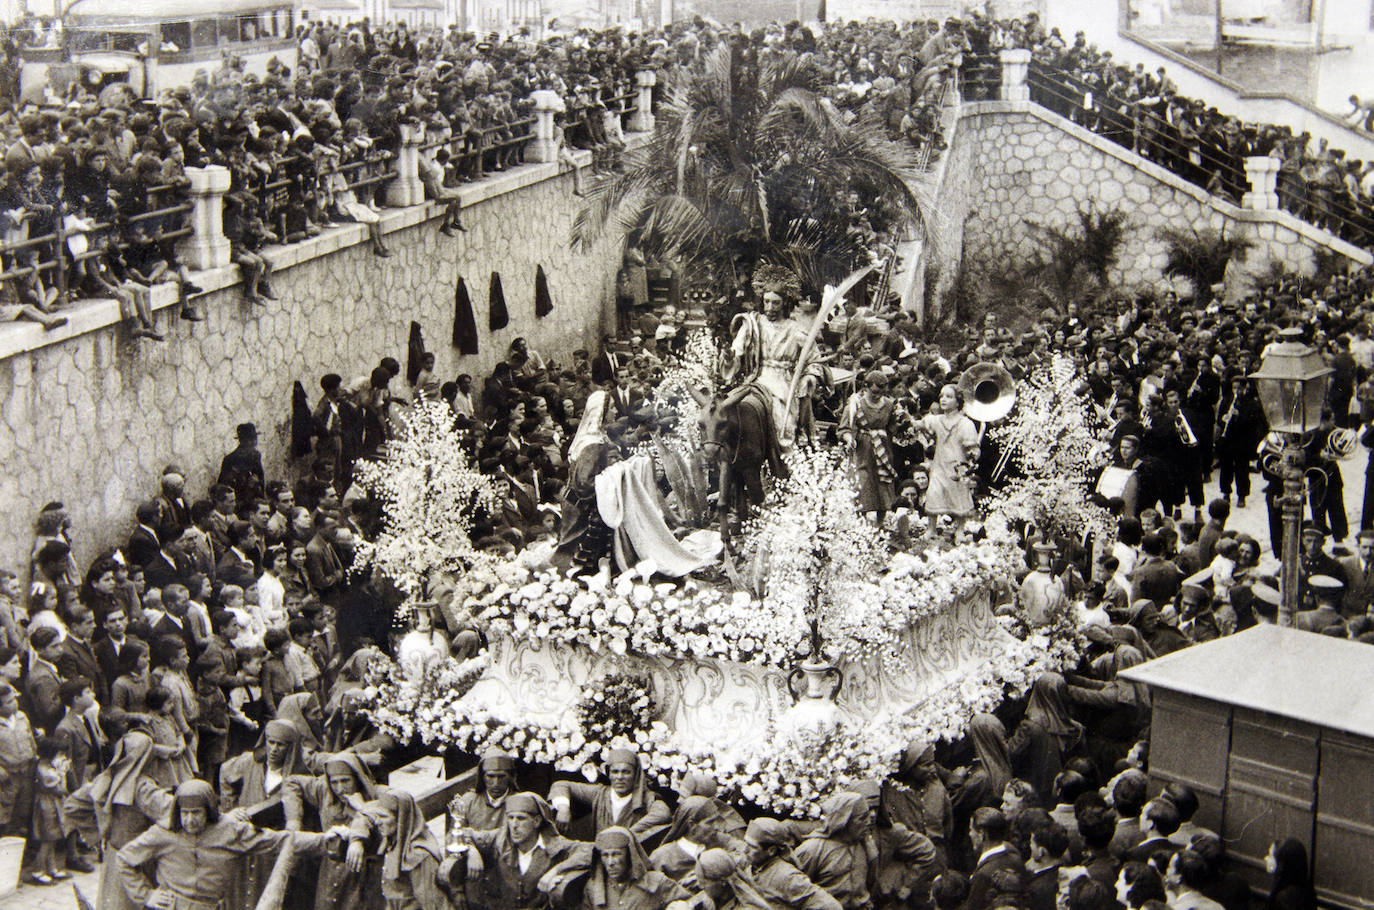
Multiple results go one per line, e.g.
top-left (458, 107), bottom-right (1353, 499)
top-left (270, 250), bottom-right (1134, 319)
top-left (0, 165), bottom-right (618, 572)
top-left (957, 100), bottom-right (1370, 293)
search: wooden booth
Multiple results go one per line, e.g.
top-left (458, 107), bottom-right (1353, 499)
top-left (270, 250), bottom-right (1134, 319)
top-left (1120, 625), bottom-right (1374, 909)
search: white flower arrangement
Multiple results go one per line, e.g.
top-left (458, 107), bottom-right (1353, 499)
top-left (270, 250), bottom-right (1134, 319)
top-left (357, 650), bottom-right (492, 744)
top-left (350, 397), bottom-right (504, 597)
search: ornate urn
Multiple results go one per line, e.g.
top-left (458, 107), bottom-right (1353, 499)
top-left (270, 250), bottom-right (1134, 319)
top-left (782, 618), bottom-right (845, 733)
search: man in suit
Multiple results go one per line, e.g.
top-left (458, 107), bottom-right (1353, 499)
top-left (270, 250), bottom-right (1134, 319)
top-left (1124, 799), bottom-right (1182, 864)
top-left (153, 465), bottom-right (191, 543)
top-left (94, 607), bottom-right (139, 693)
top-left (126, 501), bottom-right (164, 571)
top-left (305, 512), bottom-right (346, 601)
top-left (1295, 575), bottom-right (1345, 633)
top-left (55, 606), bottom-right (107, 705)
top-left (25, 627), bottom-right (64, 734)
top-left (1339, 529), bottom-right (1374, 616)
top-left (150, 585), bottom-right (199, 656)
top-left (1024, 823), bottom-right (1069, 910)
top-left (205, 484), bottom-right (237, 562)
top-left (965, 808), bottom-right (1026, 910)
top-left (1129, 533), bottom-right (1183, 606)
top-left (215, 521), bottom-right (259, 591)
top-left (183, 500), bottom-right (218, 584)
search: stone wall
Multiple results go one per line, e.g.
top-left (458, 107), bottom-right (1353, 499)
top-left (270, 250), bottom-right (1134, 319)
top-left (0, 162), bottom-right (619, 573)
top-left (957, 100), bottom-right (1371, 293)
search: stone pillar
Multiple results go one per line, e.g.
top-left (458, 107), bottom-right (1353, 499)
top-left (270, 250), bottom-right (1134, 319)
top-left (529, 90), bottom-right (566, 164)
top-left (628, 70), bottom-right (657, 133)
top-left (999, 48), bottom-right (1031, 103)
top-left (177, 165), bottom-right (231, 270)
top-left (385, 121), bottom-right (425, 208)
top-left (1242, 156), bottom-right (1281, 211)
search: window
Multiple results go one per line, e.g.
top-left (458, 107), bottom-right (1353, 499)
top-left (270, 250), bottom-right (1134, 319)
top-left (162, 20), bottom-right (191, 51)
top-left (191, 18), bottom-right (217, 50)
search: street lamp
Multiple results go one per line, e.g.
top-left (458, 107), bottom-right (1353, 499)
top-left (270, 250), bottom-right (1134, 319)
top-left (1249, 327), bottom-right (1332, 627)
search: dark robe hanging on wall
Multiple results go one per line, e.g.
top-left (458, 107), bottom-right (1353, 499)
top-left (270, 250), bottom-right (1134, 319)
top-left (406, 321), bottom-right (426, 387)
top-left (290, 381), bottom-right (314, 458)
top-left (535, 264), bottom-right (553, 318)
top-left (454, 277), bottom-right (478, 354)
top-left (489, 272), bottom-right (509, 331)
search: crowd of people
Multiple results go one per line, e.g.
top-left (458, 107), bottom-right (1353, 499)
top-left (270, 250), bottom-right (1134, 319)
top-left (0, 13), bottom-right (974, 339)
top-left (0, 10), bottom-right (1369, 910)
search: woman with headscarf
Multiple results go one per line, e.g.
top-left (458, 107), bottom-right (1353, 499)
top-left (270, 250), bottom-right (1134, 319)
top-left (324, 687), bottom-right (396, 768)
top-left (450, 747), bottom-right (519, 831)
top-left (349, 788), bottom-right (448, 910)
top-left (116, 780), bottom-right (335, 910)
top-left (686, 846), bottom-right (778, 910)
top-left (881, 741), bottom-right (952, 856)
top-left (275, 690), bottom-right (326, 753)
top-left (458, 791), bottom-right (593, 910)
top-left (283, 751), bottom-right (383, 910)
top-left (219, 719), bottom-right (313, 910)
top-left (792, 792), bottom-right (875, 910)
top-left (62, 730), bottom-right (175, 910)
top-left (950, 714), bottom-right (1012, 869)
top-left (1007, 673), bottom-right (1084, 800)
top-left (550, 748), bottom-right (671, 844)
top-left (648, 794), bottom-right (746, 884)
top-left (570, 825), bottom-right (690, 910)
top-left (744, 818), bottom-right (841, 910)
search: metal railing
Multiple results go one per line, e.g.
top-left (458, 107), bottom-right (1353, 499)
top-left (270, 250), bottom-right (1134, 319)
top-left (1025, 62), bottom-right (1374, 248)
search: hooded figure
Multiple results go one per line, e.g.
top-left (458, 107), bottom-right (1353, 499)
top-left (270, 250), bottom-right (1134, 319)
top-left (63, 731), bottom-right (175, 910)
top-left (323, 687), bottom-right (395, 765)
top-left (274, 691), bottom-right (326, 752)
top-left (1008, 673), bottom-right (1084, 798)
top-left (283, 752), bottom-right (382, 910)
top-left (463, 791), bottom-right (594, 910)
top-left (746, 818), bottom-right (842, 910)
top-left (350, 788), bottom-right (449, 910)
top-left (1266, 837), bottom-right (1315, 910)
top-left (452, 747), bottom-right (519, 831)
top-left (649, 794), bottom-right (747, 885)
top-left (691, 846), bottom-right (777, 910)
top-left (219, 720), bottom-right (312, 910)
top-left (117, 780), bottom-right (332, 910)
top-left (549, 748), bottom-right (671, 843)
top-left (579, 826), bottom-right (689, 910)
top-left (792, 792), bottom-right (875, 910)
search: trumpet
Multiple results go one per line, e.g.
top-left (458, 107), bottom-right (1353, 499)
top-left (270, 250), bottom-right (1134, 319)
top-left (1175, 410), bottom-right (1198, 447)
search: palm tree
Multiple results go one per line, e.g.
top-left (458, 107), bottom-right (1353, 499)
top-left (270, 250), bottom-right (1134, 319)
top-left (571, 44), bottom-right (930, 301)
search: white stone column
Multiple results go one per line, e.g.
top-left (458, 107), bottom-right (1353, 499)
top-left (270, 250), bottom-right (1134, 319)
top-left (999, 48), bottom-right (1031, 103)
top-left (528, 90), bottom-right (566, 164)
top-left (385, 121), bottom-right (425, 207)
top-left (177, 165), bottom-right (231, 270)
top-left (1242, 156), bottom-right (1281, 211)
top-left (628, 70), bottom-right (657, 133)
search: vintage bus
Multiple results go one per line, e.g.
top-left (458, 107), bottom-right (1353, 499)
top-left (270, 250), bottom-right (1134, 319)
top-left (20, 0), bottom-right (298, 101)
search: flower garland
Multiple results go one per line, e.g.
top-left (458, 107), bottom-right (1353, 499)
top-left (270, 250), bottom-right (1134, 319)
top-left (363, 622), bottom-right (1082, 819)
top-left (576, 672), bottom-right (659, 744)
top-left (358, 651), bottom-right (492, 745)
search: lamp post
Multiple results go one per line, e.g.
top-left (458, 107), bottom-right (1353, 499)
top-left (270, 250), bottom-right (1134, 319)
top-left (1249, 327), bottom-right (1332, 627)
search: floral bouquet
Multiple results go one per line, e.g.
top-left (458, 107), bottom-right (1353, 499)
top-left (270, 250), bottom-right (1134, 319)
top-left (576, 671), bottom-right (659, 744)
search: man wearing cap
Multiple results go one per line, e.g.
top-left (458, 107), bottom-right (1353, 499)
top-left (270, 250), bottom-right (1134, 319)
top-left (745, 818), bottom-right (842, 910)
top-left (117, 780), bottom-right (339, 910)
top-left (1296, 576), bottom-right (1345, 633)
top-left (1298, 522), bottom-right (1343, 602)
top-left (456, 791), bottom-right (591, 910)
top-left (1018, 542), bottom-right (1067, 626)
top-left (218, 423), bottom-right (265, 504)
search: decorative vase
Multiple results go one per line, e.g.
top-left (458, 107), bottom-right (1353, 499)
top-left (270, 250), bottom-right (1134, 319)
top-left (782, 657), bottom-right (845, 734)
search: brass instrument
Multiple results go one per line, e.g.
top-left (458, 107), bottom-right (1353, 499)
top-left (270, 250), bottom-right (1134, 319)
top-left (1324, 427), bottom-right (1358, 462)
top-left (1175, 410), bottom-right (1198, 447)
top-left (959, 362), bottom-right (1017, 424)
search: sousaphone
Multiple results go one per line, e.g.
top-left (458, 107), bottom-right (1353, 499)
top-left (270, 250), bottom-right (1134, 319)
top-left (959, 362), bottom-right (1017, 424)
